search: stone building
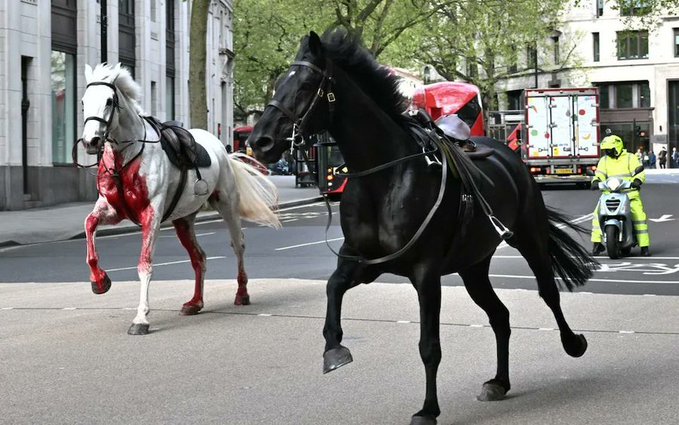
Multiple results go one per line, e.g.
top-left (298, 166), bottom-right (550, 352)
top-left (0, 0), bottom-right (234, 210)
top-left (495, 1), bottom-right (679, 155)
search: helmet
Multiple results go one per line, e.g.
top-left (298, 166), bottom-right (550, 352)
top-left (600, 135), bottom-right (624, 158)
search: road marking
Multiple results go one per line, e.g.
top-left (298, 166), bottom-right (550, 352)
top-left (63, 307), bottom-right (76, 310)
top-left (396, 320), bottom-right (411, 324)
top-left (649, 214), bottom-right (674, 223)
top-left (276, 237), bottom-right (344, 251)
top-left (107, 256), bottom-right (227, 272)
top-left (258, 313), bottom-right (272, 317)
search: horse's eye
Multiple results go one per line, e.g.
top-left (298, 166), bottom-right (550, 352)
top-left (106, 98), bottom-right (113, 106)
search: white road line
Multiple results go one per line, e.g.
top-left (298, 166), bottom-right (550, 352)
top-left (276, 237), bottom-right (344, 251)
top-left (107, 255), bottom-right (227, 272)
top-left (486, 273), bottom-right (679, 284)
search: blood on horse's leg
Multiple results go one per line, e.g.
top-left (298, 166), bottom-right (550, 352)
top-left (85, 203), bottom-right (120, 294)
top-left (234, 246), bottom-right (249, 305)
top-left (173, 217), bottom-right (206, 315)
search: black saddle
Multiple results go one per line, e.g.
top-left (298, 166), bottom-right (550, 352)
top-left (409, 110), bottom-right (493, 159)
top-left (144, 117), bottom-right (212, 169)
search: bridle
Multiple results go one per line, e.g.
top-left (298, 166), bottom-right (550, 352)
top-left (266, 60), bottom-right (336, 150)
top-left (73, 81), bottom-right (156, 168)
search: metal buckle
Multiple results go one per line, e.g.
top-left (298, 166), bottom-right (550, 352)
top-left (327, 92), bottom-right (336, 103)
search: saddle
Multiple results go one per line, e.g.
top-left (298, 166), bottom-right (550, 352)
top-left (410, 110), bottom-right (493, 159)
top-left (144, 117), bottom-right (212, 169)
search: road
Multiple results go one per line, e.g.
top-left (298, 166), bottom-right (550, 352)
top-left (3, 173), bottom-right (679, 295)
top-left (1, 175), bottom-right (679, 425)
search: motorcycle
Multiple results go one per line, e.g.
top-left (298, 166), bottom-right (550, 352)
top-left (595, 177), bottom-right (637, 259)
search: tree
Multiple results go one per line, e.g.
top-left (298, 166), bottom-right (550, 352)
top-left (406, 0), bottom-right (571, 110)
top-left (189, 0), bottom-right (209, 129)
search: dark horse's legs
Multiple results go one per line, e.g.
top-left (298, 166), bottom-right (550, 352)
top-left (410, 267), bottom-right (442, 425)
top-left (322, 249), bottom-right (362, 373)
top-left (458, 254), bottom-right (511, 401)
top-left (514, 225), bottom-right (588, 358)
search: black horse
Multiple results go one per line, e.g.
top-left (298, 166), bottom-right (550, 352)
top-left (249, 29), bottom-right (597, 425)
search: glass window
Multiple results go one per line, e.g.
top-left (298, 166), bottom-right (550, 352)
top-left (639, 82), bottom-right (651, 107)
top-left (593, 32), bottom-right (600, 62)
top-left (616, 84), bottom-right (634, 108)
top-left (51, 51), bottom-right (76, 164)
top-left (552, 36), bottom-right (560, 64)
top-left (620, 0), bottom-right (651, 16)
top-left (166, 76), bottom-right (175, 120)
top-left (674, 28), bottom-right (679, 57)
top-left (526, 44), bottom-right (537, 69)
top-left (597, 0), bottom-right (604, 16)
top-left (598, 84), bottom-right (610, 109)
top-left (617, 31), bottom-right (649, 60)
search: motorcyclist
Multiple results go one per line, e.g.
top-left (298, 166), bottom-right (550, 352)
top-left (591, 135), bottom-right (650, 256)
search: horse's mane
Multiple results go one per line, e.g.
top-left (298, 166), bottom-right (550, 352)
top-left (89, 63), bottom-right (143, 113)
top-left (319, 29), bottom-right (409, 121)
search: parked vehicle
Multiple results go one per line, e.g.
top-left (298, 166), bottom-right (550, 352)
top-left (489, 88), bottom-right (600, 188)
top-left (595, 177), bottom-right (637, 259)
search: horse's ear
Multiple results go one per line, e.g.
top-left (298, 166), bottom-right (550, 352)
top-left (85, 64), bottom-right (93, 84)
top-left (309, 31), bottom-right (323, 58)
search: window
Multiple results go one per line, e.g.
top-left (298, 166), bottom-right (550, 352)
top-left (596, 82), bottom-right (650, 109)
top-left (150, 0), bottom-right (157, 22)
top-left (526, 44), bottom-right (537, 69)
top-left (593, 32), bottom-right (600, 62)
top-left (640, 83), bottom-right (651, 107)
top-left (620, 0), bottom-right (651, 16)
top-left (507, 46), bottom-right (518, 73)
top-left (51, 51), bottom-right (76, 164)
top-left (150, 81), bottom-right (157, 116)
top-left (674, 28), bottom-right (679, 57)
top-left (616, 84), bottom-right (634, 108)
top-left (507, 90), bottom-right (523, 110)
top-left (617, 31), bottom-right (648, 60)
top-left (597, 0), bottom-right (604, 16)
top-left (466, 56), bottom-right (478, 79)
top-left (456, 97), bottom-right (482, 129)
top-left (552, 36), bottom-right (560, 64)
top-left (166, 76), bottom-right (175, 120)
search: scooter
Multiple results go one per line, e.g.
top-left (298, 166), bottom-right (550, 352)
top-left (595, 177), bottom-right (637, 259)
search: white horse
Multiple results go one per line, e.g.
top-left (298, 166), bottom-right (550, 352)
top-left (80, 63), bottom-right (280, 335)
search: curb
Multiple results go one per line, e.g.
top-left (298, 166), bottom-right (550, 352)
top-left (0, 196), bottom-right (324, 248)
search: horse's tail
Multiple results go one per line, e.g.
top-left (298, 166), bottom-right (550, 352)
top-left (546, 207), bottom-right (599, 291)
top-left (229, 157), bottom-right (281, 229)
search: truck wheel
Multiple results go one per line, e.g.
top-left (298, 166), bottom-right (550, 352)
top-left (605, 226), bottom-right (621, 259)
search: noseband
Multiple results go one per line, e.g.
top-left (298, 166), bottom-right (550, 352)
top-left (266, 60), bottom-right (336, 149)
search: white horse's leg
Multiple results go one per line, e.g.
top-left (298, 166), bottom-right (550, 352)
top-left (209, 191), bottom-right (249, 305)
top-left (128, 206), bottom-right (162, 335)
top-left (173, 214), bottom-right (207, 315)
top-left (85, 198), bottom-right (121, 294)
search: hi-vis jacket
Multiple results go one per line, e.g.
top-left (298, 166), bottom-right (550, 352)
top-left (594, 150), bottom-right (646, 194)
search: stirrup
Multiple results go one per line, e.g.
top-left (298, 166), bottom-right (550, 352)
top-left (194, 179), bottom-right (209, 196)
top-left (489, 215), bottom-right (513, 240)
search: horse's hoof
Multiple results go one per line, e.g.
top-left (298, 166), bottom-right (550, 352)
top-left (234, 294), bottom-right (250, 306)
top-left (562, 333), bottom-right (588, 358)
top-left (127, 323), bottom-right (150, 335)
top-left (180, 302), bottom-right (203, 315)
top-left (323, 345), bottom-right (353, 374)
top-left (410, 415), bottom-right (437, 425)
top-left (477, 379), bottom-right (509, 401)
top-left (91, 274), bottom-right (111, 295)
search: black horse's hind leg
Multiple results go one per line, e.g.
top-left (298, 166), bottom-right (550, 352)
top-left (515, 235), bottom-right (588, 358)
top-left (458, 254), bottom-right (511, 401)
top-left (322, 251), bottom-right (362, 373)
top-left (410, 268), bottom-right (442, 425)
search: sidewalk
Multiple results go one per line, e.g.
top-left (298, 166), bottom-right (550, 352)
top-left (0, 175), bottom-right (322, 247)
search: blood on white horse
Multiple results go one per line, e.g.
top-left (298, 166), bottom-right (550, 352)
top-left (80, 63), bottom-right (280, 335)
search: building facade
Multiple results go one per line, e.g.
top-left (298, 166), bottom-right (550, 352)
top-left (0, 0), bottom-right (234, 210)
top-left (495, 1), bottom-right (679, 156)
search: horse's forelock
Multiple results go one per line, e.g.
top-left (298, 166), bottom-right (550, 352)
top-left (90, 63), bottom-right (142, 108)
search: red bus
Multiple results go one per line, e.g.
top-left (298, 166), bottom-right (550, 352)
top-left (233, 126), bottom-right (253, 154)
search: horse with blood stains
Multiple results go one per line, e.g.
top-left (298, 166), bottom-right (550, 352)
top-left (80, 63), bottom-right (280, 335)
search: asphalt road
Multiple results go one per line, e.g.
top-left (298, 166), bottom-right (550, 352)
top-left (2, 173), bottom-right (679, 295)
top-left (1, 174), bottom-right (679, 425)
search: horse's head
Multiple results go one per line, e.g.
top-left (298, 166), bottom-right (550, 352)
top-left (80, 63), bottom-right (140, 154)
top-left (249, 31), bottom-right (334, 164)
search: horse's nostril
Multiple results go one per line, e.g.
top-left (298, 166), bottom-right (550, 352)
top-left (254, 137), bottom-right (274, 152)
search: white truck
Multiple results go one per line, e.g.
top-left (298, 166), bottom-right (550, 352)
top-left (524, 88), bottom-right (600, 187)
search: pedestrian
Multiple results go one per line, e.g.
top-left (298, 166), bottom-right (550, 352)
top-left (648, 150), bottom-right (656, 169)
top-left (658, 147), bottom-right (667, 169)
top-left (672, 147), bottom-right (679, 168)
top-left (590, 135), bottom-right (650, 256)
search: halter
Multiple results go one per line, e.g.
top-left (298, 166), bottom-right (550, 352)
top-left (266, 60), bottom-right (336, 149)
